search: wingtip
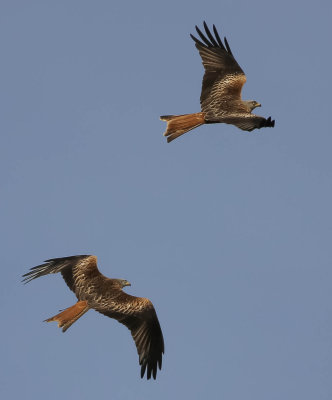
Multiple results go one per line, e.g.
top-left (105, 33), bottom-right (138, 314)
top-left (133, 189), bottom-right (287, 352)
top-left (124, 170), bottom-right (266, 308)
top-left (265, 116), bottom-right (275, 128)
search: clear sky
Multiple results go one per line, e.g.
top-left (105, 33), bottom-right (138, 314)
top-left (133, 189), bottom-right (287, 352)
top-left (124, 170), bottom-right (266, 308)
top-left (1, 1), bottom-right (331, 399)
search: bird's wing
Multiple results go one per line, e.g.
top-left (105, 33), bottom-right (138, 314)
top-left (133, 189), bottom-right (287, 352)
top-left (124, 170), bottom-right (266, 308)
top-left (22, 255), bottom-right (100, 297)
top-left (96, 292), bottom-right (164, 380)
top-left (217, 114), bottom-right (275, 131)
top-left (191, 22), bottom-right (246, 115)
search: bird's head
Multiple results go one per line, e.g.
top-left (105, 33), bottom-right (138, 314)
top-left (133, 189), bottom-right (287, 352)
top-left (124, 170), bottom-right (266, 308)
top-left (110, 279), bottom-right (131, 289)
top-left (245, 100), bottom-right (261, 112)
top-left (119, 279), bottom-right (131, 288)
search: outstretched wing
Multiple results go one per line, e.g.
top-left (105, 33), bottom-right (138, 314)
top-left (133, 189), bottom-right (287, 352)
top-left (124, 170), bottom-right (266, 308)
top-left (96, 293), bottom-right (165, 380)
top-left (217, 114), bottom-right (275, 132)
top-left (22, 255), bottom-right (100, 296)
top-left (191, 22), bottom-right (246, 116)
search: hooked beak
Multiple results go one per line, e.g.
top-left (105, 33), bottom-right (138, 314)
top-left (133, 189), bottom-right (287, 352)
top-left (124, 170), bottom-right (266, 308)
top-left (124, 280), bottom-right (131, 287)
top-left (256, 102), bottom-right (261, 108)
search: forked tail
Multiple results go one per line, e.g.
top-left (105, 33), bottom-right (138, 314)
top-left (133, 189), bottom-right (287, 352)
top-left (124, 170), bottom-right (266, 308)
top-left (160, 112), bottom-right (205, 143)
top-left (45, 300), bottom-right (89, 332)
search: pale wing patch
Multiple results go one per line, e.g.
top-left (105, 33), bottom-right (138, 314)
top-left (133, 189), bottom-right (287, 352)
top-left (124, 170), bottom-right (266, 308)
top-left (106, 297), bottom-right (152, 315)
top-left (75, 255), bottom-right (98, 272)
top-left (86, 255), bottom-right (98, 266)
top-left (201, 73), bottom-right (246, 114)
top-left (72, 256), bottom-right (102, 299)
top-left (214, 73), bottom-right (246, 98)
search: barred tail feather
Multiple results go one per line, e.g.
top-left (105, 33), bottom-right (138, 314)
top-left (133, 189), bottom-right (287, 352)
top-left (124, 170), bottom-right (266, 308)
top-left (160, 112), bottom-right (205, 143)
top-left (44, 301), bottom-right (89, 332)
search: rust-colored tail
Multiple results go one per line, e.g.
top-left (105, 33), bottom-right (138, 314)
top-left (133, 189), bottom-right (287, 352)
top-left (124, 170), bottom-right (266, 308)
top-left (44, 300), bottom-right (89, 332)
top-left (160, 112), bottom-right (205, 143)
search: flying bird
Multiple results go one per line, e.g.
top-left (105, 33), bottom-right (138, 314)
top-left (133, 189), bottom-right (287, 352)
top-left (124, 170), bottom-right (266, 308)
top-left (22, 255), bottom-right (164, 380)
top-left (161, 22), bottom-right (275, 142)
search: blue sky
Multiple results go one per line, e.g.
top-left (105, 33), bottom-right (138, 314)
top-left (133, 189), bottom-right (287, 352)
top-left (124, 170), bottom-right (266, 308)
top-left (1, 1), bottom-right (332, 399)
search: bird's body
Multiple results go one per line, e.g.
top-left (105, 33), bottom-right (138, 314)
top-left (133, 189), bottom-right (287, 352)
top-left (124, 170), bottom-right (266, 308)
top-left (22, 255), bottom-right (164, 380)
top-left (161, 22), bottom-right (275, 142)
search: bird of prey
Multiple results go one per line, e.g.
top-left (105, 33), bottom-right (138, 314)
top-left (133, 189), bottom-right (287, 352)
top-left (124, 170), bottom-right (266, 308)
top-left (22, 255), bottom-right (164, 380)
top-left (161, 22), bottom-right (275, 143)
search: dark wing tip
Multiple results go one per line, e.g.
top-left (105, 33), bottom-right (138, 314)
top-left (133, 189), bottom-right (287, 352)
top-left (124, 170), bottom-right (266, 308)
top-left (140, 360), bottom-right (159, 380)
top-left (21, 262), bottom-right (51, 283)
top-left (194, 24), bottom-right (211, 47)
top-left (147, 366), bottom-right (152, 380)
top-left (223, 36), bottom-right (233, 55)
top-left (191, 22), bottom-right (231, 54)
top-left (139, 340), bottom-right (163, 380)
top-left (213, 24), bottom-right (224, 48)
top-left (22, 255), bottom-right (93, 284)
top-left (203, 21), bottom-right (218, 47)
top-left (44, 254), bottom-right (92, 263)
top-left (261, 116), bottom-right (275, 128)
top-left (190, 33), bottom-right (206, 48)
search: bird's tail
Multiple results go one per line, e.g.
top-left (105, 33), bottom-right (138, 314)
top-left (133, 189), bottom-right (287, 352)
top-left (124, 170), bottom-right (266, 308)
top-left (160, 112), bottom-right (205, 143)
top-left (44, 300), bottom-right (89, 332)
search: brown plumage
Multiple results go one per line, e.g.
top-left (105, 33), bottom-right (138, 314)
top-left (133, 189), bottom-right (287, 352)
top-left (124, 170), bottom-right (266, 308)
top-left (161, 22), bottom-right (275, 143)
top-left (22, 255), bottom-right (164, 380)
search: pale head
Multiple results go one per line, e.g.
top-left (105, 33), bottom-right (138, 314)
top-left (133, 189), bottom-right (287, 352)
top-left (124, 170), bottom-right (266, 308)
top-left (119, 279), bottom-right (131, 288)
top-left (111, 278), bottom-right (131, 288)
top-left (244, 100), bottom-right (261, 112)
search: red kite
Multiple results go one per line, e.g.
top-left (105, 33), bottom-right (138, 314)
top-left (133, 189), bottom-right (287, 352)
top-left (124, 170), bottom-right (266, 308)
top-left (161, 22), bottom-right (275, 142)
top-left (23, 255), bottom-right (164, 380)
